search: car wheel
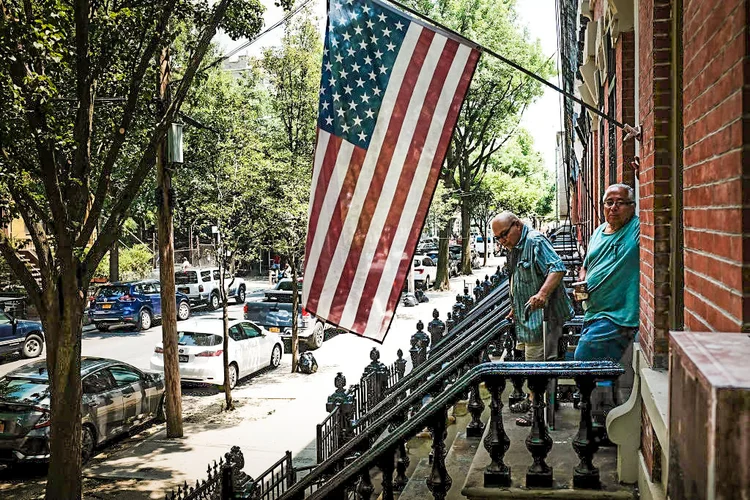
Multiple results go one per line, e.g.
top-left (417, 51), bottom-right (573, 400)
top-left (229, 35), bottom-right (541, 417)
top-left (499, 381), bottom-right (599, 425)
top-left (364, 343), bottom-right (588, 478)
top-left (210, 293), bottom-right (220, 311)
top-left (270, 345), bottom-right (282, 368)
top-left (309, 321), bottom-right (325, 350)
top-left (137, 309), bottom-right (152, 331)
top-left (22, 334), bottom-right (43, 358)
top-left (177, 301), bottom-right (190, 321)
top-left (81, 425), bottom-right (95, 464)
top-left (228, 363), bottom-right (238, 390)
top-left (96, 323), bottom-right (108, 332)
top-left (235, 286), bottom-right (246, 304)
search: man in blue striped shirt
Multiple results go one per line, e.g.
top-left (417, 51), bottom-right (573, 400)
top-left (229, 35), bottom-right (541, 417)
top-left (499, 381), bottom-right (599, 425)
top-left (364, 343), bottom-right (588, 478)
top-left (492, 212), bottom-right (574, 426)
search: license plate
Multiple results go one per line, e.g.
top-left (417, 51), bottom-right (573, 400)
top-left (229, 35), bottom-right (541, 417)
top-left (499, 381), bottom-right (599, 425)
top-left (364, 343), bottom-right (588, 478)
top-left (269, 326), bottom-right (280, 333)
top-left (102, 303), bottom-right (112, 309)
top-left (179, 355), bottom-right (189, 363)
top-left (178, 287), bottom-right (189, 294)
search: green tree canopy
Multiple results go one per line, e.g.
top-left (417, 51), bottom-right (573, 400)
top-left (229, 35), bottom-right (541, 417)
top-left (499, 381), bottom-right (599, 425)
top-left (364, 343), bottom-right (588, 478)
top-left (0, 0), bottom-right (263, 496)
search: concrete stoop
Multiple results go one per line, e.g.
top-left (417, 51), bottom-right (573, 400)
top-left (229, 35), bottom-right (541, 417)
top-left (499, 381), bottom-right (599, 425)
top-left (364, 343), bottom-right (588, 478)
top-left (397, 408), bottom-right (489, 500)
top-left (461, 405), bottom-right (636, 499)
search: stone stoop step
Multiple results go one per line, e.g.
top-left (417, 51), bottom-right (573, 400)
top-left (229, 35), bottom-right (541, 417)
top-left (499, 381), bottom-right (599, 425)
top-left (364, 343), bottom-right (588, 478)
top-left (461, 405), bottom-right (636, 499)
top-left (396, 407), bottom-right (489, 500)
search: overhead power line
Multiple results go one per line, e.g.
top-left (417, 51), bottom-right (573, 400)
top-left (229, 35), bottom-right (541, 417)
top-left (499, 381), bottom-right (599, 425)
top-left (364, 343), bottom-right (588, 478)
top-left (199, 0), bottom-right (317, 74)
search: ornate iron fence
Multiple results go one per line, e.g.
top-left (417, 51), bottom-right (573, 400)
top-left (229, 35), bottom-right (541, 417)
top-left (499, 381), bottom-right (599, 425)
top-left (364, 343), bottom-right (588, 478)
top-left (165, 446), bottom-right (252, 500)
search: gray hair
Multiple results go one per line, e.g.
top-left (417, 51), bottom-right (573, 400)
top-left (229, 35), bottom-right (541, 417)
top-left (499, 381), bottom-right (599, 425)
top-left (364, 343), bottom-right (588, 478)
top-left (603, 184), bottom-right (635, 202)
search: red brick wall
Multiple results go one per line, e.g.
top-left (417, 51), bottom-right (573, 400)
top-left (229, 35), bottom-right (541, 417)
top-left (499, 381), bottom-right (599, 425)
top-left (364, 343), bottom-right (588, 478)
top-left (638, 0), bottom-right (675, 370)
top-left (682, 0), bottom-right (750, 332)
top-left (616, 30), bottom-right (636, 187)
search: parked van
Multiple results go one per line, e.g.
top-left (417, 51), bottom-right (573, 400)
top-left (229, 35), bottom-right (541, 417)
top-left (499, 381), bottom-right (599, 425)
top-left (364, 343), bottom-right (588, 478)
top-left (475, 234), bottom-right (495, 257)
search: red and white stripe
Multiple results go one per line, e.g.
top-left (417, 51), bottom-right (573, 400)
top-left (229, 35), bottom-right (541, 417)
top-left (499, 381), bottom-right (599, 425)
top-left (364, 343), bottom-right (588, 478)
top-left (304, 22), bottom-right (479, 342)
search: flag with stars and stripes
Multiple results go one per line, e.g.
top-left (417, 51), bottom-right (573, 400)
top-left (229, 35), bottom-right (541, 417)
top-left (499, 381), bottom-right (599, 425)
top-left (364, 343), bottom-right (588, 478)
top-left (302, 0), bottom-right (480, 342)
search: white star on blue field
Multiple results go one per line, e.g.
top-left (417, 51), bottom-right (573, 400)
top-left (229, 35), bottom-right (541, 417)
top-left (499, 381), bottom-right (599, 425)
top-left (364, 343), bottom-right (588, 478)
top-left (317, 0), bottom-right (409, 149)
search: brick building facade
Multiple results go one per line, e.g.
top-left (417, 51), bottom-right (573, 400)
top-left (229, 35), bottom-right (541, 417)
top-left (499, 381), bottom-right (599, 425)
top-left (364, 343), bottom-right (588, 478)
top-left (561, 0), bottom-right (749, 497)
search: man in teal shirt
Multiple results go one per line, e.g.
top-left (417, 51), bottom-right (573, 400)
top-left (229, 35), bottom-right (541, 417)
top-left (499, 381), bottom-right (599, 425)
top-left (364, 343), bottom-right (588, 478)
top-left (575, 184), bottom-right (640, 362)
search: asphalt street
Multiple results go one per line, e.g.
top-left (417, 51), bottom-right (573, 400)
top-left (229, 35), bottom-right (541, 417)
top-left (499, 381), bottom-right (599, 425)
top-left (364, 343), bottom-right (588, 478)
top-left (0, 258), bottom-right (505, 498)
top-left (0, 300), bottom-right (253, 378)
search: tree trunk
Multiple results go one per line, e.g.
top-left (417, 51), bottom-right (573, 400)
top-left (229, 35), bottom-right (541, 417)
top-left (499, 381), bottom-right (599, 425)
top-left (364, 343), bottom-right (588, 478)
top-left (221, 269), bottom-right (234, 410)
top-left (109, 240), bottom-right (119, 282)
top-left (460, 195), bottom-right (472, 275)
top-left (156, 46), bottom-right (182, 438)
top-left (433, 220), bottom-right (452, 291)
top-left (291, 255), bottom-right (299, 373)
top-left (44, 268), bottom-right (85, 500)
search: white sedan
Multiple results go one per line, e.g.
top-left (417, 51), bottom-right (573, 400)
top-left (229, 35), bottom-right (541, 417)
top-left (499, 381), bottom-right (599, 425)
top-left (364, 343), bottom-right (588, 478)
top-left (150, 319), bottom-right (284, 389)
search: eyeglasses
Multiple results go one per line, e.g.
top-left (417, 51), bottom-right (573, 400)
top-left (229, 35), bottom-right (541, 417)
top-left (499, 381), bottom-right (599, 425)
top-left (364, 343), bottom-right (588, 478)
top-left (495, 222), bottom-right (515, 240)
top-left (603, 200), bottom-right (635, 208)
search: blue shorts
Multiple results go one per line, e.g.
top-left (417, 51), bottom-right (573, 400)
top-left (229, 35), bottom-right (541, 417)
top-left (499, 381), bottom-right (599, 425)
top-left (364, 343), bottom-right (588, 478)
top-left (574, 318), bottom-right (637, 362)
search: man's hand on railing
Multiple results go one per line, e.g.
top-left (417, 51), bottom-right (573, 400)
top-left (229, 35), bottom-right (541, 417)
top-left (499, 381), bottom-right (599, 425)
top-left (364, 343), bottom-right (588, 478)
top-left (506, 308), bottom-right (514, 321)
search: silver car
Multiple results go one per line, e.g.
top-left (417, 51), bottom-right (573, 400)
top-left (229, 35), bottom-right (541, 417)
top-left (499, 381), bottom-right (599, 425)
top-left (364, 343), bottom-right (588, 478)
top-left (0, 357), bottom-right (165, 464)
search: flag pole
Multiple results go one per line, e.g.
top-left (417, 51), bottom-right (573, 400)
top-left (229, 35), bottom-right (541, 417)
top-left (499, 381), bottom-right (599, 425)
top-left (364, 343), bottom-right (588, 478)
top-left (382, 0), bottom-right (628, 130)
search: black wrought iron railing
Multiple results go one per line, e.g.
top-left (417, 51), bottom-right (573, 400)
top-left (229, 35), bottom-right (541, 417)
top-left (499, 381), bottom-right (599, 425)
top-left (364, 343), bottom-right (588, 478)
top-left (165, 446), bottom-right (253, 500)
top-left (295, 360), bottom-right (624, 499)
top-left (314, 272), bottom-right (510, 464)
top-left (280, 312), bottom-right (514, 499)
top-left (252, 451), bottom-right (295, 500)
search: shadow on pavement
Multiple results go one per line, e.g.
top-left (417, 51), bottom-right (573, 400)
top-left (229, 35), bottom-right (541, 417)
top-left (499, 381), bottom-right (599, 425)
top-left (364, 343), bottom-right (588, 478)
top-left (82, 328), bottom-right (147, 340)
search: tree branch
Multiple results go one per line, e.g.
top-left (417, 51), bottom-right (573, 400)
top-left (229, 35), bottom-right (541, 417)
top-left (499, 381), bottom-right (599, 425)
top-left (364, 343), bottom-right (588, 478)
top-left (83, 0), bottom-right (233, 280)
top-left (70, 0), bottom-right (94, 225)
top-left (77, 0), bottom-right (178, 248)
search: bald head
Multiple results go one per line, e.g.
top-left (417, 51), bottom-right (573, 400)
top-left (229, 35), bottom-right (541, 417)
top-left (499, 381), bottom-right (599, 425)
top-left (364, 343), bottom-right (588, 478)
top-left (491, 212), bottom-right (522, 249)
top-left (491, 212), bottom-right (518, 231)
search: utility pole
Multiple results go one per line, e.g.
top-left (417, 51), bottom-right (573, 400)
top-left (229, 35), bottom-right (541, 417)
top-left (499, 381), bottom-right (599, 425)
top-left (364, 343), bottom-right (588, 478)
top-left (156, 46), bottom-right (183, 438)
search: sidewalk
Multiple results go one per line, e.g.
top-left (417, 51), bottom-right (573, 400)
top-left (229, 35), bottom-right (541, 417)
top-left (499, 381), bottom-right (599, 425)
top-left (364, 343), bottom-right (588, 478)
top-left (14, 257), bottom-right (505, 499)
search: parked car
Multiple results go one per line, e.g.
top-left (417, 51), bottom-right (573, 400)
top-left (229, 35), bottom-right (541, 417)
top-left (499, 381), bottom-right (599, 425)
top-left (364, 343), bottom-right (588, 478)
top-left (149, 319), bottom-right (283, 389)
top-left (0, 311), bottom-right (44, 359)
top-left (449, 245), bottom-right (481, 269)
top-left (0, 357), bottom-right (165, 464)
top-left (413, 255), bottom-right (437, 288)
top-left (173, 267), bottom-right (247, 311)
top-left (425, 250), bottom-right (459, 278)
top-left (416, 236), bottom-right (439, 254)
top-left (88, 280), bottom-right (191, 332)
top-left (243, 279), bottom-right (327, 351)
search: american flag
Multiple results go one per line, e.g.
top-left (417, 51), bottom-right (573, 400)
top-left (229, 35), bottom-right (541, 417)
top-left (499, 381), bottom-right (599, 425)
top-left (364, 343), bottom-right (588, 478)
top-left (302, 0), bottom-right (480, 342)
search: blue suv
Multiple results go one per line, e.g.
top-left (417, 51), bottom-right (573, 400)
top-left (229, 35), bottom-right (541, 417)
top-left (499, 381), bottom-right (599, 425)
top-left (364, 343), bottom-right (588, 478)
top-left (0, 310), bottom-right (44, 358)
top-left (88, 280), bottom-right (191, 332)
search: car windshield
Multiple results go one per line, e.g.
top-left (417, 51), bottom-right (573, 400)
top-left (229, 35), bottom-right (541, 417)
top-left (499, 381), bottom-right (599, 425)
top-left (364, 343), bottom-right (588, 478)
top-left (0, 377), bottom-right (49, 403)
top-left (97, 285), bottom-right (130, 298)
top-left (177, 331), bottom-right (222, 346)
top-left (175, 271), bottom-right (198, 285)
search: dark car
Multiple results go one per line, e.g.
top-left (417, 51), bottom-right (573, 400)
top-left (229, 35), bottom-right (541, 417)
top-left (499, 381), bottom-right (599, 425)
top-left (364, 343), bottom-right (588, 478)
top-left (88, 279), bottom-right (191, 332)
top-left (0, 311), bottom-right (44, 359)
top-left (0, 357), bottom-right (165, 464)
top-left (243, 278), bottom-right (327, 351)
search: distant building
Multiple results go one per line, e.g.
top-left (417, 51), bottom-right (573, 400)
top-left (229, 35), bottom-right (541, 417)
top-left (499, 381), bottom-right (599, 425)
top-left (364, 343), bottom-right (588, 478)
top-left (221, 54), bottom-right (252, 79)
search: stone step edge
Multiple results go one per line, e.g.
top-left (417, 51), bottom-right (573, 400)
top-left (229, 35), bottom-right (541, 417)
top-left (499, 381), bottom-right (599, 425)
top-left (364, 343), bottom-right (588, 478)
top-left (460, 413), bottom-right (634, 500)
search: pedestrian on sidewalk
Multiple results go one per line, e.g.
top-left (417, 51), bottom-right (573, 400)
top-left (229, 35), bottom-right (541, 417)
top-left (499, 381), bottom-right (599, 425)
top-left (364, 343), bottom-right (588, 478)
top-left (491, 211), bottom-right (574, 426)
